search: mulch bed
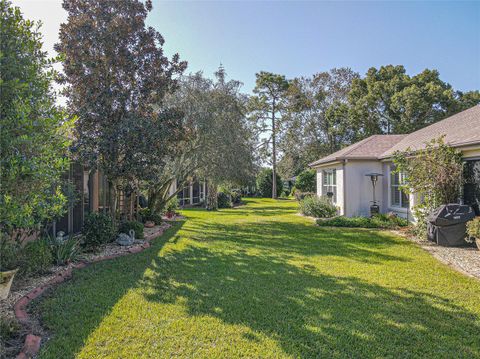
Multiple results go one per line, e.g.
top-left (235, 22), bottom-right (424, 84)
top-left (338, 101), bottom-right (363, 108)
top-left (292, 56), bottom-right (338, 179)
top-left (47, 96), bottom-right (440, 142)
top-left (0, 221), bottom-right (173, 359)
top-left (393, 229), bottom-right (480, 280)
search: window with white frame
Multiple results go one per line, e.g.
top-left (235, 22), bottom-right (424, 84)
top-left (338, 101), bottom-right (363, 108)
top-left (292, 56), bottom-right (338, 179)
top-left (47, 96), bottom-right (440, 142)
top-left (390, 166), bottom-right (409, 208)
top-left (322, 169), bottom-right (337, 203)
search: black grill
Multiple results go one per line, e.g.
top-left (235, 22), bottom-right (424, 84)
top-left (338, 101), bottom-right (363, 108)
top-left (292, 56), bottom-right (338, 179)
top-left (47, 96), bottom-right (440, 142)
top-left (427, 204), bottom-right (475, 246)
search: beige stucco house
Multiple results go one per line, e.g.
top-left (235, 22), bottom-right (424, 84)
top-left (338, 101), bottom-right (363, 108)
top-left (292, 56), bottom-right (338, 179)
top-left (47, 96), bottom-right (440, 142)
top-left (309, 106), bottom-right (480, 220)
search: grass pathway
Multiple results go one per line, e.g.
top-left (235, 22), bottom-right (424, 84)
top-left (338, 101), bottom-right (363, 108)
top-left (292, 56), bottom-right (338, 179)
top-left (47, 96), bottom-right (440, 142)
top-left (37, 198), bottom-right (480, 358)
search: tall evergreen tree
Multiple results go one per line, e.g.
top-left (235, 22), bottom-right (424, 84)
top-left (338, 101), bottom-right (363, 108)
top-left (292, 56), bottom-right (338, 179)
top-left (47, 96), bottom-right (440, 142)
top-left (249, 72), bottom-right (290, 199)
top-left (56, 0), bottom-right (187, 220)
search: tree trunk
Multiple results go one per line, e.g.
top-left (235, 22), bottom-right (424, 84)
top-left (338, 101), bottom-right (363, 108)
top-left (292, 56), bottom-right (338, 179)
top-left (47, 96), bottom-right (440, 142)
top-left (108, 179), bottom-right (118, 229)
top-left (272, 99), bottom-right (277, 199)
top-left (206, 181), bottom-right (218, 211)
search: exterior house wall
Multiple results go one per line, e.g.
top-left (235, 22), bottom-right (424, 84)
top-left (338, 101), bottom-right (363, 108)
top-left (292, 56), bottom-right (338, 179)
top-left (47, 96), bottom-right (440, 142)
top-left (380, 161), bottom-right (416, 221)
top-left (343, 160), bottom-right (384, 217)
top-left (316, 163), bottom-right (344, 215)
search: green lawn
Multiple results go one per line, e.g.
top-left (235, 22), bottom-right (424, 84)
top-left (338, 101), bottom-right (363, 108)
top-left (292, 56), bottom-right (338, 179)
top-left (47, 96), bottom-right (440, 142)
top-left (36, 198), bottom-right (480, 358)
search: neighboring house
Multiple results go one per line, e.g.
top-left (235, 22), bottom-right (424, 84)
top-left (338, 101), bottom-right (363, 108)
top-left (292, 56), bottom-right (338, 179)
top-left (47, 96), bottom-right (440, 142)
top-left (309, 105), bottom-right (480, 220)
top-left (170, 179), bottom-right (207, 207)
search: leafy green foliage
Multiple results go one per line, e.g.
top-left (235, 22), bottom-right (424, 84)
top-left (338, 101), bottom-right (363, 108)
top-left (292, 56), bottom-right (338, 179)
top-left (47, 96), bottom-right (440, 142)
top-left (317, 214), bottom-right (408, 229)
top-left (256, 168), bottom-right (283, 198)
top-left (19, 238), bottom-right (53, 276)
top-left (295, 169), bottom-right (316, 192)
top-left (118, 221), bottom-right (144, 240)
top-left (348, 65), bottom-right (474, 137)
top-left (48, 236), bottom-right (82, 266)
top-left (466, 217), bottom-right (480, 240)
top-left (230, 189), bottom-right (242, 205)
top-left (217, 192), bottom-right (232, 209)
top-left (165, 197), bottom-right (179, 214)
top-left (0, 0), bottom-right (71, 240)
top-left (279, 68), bottom-right (358, 178)
top-left (82, 213), bottom-right (115, 250)
top-left (139, 208), bottom-right (162, 225)
top-left (0, 235), bottom-right (20, 271)
top-left (393, 136), bottom-right (464, 238)
top-left (299, 196), bottom-right (337, 218)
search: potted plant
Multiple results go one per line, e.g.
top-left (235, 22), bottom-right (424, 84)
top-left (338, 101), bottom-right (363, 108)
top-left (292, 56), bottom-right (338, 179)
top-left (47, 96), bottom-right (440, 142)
top-left (0, 237), bottom-right (20, 300)
top-left (466, 217), bottom-right (480, 250)
top-left (165, 198), bottom-right (179, 220)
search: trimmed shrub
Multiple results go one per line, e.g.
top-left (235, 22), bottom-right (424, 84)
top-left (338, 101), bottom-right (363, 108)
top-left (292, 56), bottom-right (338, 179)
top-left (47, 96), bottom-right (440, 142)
top-left (118, 220), bottom-right (144, 239)
top-left (317, 215), bottom-right (408, 229)
top-left (299, 196), bottom-right (337, 218)
top-left (19, 238), bottom-right (53, 276)
top-left (217, 191), bottom-right (232, 209)
top-left (82, 212), bottom-right (115, 250)
top-left (295, 169), bottom-right (316, 193)
top-left (49, 236), bottom-right (82, 266)
top-left (256, 168), bottom-right (283, 198)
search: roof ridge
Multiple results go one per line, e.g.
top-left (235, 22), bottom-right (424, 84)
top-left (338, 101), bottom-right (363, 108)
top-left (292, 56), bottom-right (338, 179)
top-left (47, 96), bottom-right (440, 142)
top-left (341, 135), bottom-right (378, 157)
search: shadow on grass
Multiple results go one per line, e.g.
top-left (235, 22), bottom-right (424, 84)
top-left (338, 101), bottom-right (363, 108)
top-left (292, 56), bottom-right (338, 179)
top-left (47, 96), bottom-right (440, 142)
top-left (142, 244), bottom-right (480, 358)
top-left (34, 222), bottom-right (185, 359)
top-left (182, 218), bottom-right (409, 264)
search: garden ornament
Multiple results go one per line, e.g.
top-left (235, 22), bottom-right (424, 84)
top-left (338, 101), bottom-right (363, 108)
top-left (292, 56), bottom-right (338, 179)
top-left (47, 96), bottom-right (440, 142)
top-left (116, 229), bottom-right (135, 246)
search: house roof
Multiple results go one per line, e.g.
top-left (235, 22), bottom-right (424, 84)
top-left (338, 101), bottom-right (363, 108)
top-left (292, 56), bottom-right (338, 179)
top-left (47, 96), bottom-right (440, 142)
top-left (309, 105), bottom-right (480, 167)
top-left (380, 105), bottom-right (480, 158)
top-left (309, 134), bottom-right (406, 167)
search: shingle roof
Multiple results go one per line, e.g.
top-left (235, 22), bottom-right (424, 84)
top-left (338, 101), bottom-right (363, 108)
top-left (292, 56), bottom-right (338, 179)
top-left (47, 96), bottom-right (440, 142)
top-left (380, 105), bottom-right (480, 158)
top-left (309, 106), bottom-right (480, 167)
top-left (309, 134), bottom-right (406, 167)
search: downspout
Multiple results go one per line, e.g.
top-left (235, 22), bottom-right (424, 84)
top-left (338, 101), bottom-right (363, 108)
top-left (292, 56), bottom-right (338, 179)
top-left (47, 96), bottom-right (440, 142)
top-left (343, 160), bottom-right (347, 216)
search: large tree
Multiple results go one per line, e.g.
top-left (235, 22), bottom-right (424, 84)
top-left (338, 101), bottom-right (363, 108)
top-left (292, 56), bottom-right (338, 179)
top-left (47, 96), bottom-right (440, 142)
top-left (56, 0), bottom-right (187, 220)
top-left (279, 68), bottom-right (358, 178)
top-left (249, 72), bottom-right (290, 198)
top-left (148, 68), bottom-right (255, 212)
top-left (348, 65), bottom-right (464, 138)
top-left (0, 0), bottom-right (71, 241)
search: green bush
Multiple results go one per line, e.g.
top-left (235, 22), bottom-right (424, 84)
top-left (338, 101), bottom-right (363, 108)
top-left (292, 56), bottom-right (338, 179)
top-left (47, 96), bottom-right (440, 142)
top-left (49, 236), bottom-right (82, 266)
top-left (295, 169), bottom-right (316, 193)
top-left (139, 208), bottom-right (162, 225)
top-left (19, 238), bottom-right (53, 276)
top-left (82, 212), bottom-right (115, 250)
top-left (0, 236), bottom-right (20, 271)
top-left (165, 197), bottom-right (179, 214)
top-left (466, 217), bottom-right (480, 239)
top-left (231, 189), bottom-right (242, 205)
top-left (256, 168), bottom-right (283, 198)
top-left (217, 191), bottom-right (232, 209)
top-left (299, 196), bottom-right (337, 218)
top-left (118, 221), bottom-right (144, 239)
top-left (317, 214), bottom-right (408, 229)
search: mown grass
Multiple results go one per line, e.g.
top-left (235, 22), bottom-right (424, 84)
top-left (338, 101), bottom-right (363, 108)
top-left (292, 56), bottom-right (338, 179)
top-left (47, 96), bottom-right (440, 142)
top-left (36, 198), bottom-right (480, 358)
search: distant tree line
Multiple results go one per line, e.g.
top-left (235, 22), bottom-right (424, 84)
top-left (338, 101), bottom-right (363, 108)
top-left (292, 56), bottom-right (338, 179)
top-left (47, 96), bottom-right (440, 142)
top-left (248, 67), bottom-right (480, 184)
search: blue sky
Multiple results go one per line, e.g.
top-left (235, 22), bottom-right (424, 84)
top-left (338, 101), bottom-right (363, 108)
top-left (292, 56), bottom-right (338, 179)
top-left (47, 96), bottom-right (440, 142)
top-left (13, 0), bottom-right (480, 94)
top-left (149, 0), bottom-right (480, 93)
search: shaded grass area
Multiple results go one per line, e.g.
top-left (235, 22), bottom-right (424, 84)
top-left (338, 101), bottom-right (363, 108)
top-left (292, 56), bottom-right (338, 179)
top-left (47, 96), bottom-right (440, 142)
top-left (36, 198), bottom-right (480, 358)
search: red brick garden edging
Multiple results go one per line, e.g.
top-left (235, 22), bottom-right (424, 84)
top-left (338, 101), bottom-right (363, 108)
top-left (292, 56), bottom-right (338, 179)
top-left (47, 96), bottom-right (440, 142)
top-left (13, 227), bottom-right (166, 359)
